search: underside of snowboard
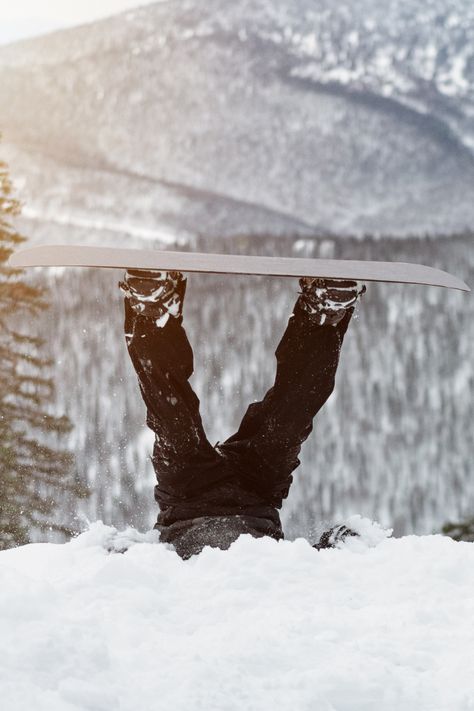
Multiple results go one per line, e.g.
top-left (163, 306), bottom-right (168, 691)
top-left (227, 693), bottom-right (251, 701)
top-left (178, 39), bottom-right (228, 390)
top-left (8, 244), bottom-right (470, 291)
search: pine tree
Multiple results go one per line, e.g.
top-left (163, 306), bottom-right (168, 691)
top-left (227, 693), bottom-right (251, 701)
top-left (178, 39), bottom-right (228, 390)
top-left (442, 518), bottom-right (474, 543)
top-left (0, 149), bottom-right (87, 549)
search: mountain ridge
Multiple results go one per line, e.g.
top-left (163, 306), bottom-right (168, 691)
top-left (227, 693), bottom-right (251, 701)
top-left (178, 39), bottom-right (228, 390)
top-left (1, 0), bottom-right (474, 236)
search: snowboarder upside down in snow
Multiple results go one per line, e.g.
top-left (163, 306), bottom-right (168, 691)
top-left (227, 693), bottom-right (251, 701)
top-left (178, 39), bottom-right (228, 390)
top-left (120, 271), bottom-right (365, 558)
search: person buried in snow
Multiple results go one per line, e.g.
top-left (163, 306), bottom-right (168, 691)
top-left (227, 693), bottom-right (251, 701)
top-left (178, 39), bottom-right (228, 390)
top-left (119, 270), bottom-right (365, 559)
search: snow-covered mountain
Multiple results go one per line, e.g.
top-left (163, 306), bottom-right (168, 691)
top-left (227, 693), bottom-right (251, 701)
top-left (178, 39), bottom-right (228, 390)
top-left (1, 0), bottom-right (474, 236)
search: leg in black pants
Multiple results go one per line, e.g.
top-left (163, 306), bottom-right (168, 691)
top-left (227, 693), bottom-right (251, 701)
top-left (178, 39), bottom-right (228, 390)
top-left (124, 299), bottom-right (227, 502)
top-left (218, 300), bottom-right (353, 509)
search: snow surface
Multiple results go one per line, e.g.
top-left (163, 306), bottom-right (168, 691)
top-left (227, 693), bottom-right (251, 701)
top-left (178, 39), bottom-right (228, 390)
top-left (1, 518), bottom-right (474, 711)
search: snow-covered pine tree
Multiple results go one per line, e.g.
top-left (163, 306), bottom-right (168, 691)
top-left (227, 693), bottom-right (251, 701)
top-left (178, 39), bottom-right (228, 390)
top-left (0, 149), bottom-right (87, 549)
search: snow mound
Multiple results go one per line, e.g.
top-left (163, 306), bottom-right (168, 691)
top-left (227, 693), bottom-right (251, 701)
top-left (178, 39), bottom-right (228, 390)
top-left (339, 513), bottom-right (393, 550)
top-left (69, 519), bottom-right (160, 552)
top-left (1, 521), bottom-right (473, 711)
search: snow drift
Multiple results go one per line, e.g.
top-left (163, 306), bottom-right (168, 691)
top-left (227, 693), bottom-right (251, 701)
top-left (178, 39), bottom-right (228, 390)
top-left (1, 519), bottom-right (473, 711)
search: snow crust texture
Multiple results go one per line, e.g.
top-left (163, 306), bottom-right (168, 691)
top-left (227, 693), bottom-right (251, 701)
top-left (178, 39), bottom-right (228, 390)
top-left (1, 521), bottom-right (473, 711)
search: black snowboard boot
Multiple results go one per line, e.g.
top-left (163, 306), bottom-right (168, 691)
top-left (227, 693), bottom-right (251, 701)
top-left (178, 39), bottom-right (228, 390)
top-left (299, 278), bottom-right (366, 326)
top-left (119, 270), bottom-right (186, 326)
top-left (313, 524), bottom-right (359, 550)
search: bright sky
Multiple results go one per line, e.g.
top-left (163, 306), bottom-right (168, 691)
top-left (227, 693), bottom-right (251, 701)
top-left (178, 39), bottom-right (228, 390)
top-left (0, 0), bottom-right (163, 45)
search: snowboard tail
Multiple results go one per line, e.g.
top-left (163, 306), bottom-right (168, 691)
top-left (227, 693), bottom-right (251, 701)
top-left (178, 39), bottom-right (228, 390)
top-left (8, 244), bottom-right (470, 291)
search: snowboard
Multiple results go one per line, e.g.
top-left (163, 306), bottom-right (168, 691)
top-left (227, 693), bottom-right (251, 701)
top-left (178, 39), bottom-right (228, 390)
top-left (8, 244), bottom-right (470, 291)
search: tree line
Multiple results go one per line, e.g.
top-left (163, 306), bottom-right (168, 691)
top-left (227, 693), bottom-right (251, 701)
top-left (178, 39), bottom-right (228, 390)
top-left (0, 145), bottom-right (87, 549)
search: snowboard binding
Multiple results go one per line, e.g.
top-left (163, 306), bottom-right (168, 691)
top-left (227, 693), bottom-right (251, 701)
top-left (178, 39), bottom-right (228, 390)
top-left (298, 278), bottom-right (366, 326)
top-left (119, 269), bottom-right (187, 327)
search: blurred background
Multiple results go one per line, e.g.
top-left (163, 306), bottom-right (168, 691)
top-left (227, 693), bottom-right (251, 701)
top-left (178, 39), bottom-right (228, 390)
top-left (0, 0), bottom-right (472, 546)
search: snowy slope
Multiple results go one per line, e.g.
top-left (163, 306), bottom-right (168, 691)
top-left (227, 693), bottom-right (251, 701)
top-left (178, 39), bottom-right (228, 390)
top-left (1, 520), bottom-right (474, 711)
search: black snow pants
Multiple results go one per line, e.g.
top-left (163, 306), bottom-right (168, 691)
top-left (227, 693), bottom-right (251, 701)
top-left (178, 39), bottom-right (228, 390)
top-left (125, 291), bottom-right (353, 557)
